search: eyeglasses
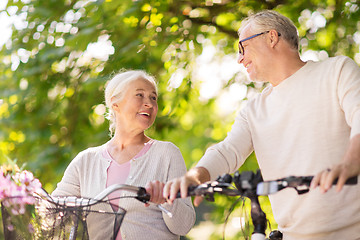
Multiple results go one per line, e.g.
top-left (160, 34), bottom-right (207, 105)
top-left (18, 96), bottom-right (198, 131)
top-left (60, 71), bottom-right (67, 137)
top-left (238, 31), bottom-right (281, 55)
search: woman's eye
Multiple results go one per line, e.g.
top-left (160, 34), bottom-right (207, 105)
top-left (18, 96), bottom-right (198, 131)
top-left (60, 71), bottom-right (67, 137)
top-left (136, 93), bottom-right (143, 97)
top-left (152, 96), bottom-right (157, 101)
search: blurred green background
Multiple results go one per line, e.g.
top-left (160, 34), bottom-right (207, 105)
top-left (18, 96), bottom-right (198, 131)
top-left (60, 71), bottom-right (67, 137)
top-left (1, 0), bottom-right (359, 239)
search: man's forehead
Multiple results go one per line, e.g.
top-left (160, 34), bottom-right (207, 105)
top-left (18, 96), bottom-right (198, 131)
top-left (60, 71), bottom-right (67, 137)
top-left (239, 24), bottom-right (252, 39)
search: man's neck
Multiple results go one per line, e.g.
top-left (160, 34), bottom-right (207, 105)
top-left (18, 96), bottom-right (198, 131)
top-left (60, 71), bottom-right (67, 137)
top-left (269, 56), bottom-right (306, 87)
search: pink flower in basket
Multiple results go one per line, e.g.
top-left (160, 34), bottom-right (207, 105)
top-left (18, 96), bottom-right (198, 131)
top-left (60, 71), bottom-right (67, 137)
top-left (0, 169), bottom-right (42, 215)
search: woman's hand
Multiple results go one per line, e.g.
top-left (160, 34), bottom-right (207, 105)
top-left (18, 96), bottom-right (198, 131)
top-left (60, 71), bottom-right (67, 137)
top-left (145, 180), bottom-right (166, 205)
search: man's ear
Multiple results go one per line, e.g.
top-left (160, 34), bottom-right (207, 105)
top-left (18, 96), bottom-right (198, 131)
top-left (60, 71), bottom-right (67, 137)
top-left (269, 30), bottom-right (280, 48)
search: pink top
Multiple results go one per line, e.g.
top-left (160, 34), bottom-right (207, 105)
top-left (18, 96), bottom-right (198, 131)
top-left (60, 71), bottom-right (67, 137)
top-left (104, 140), bottom-right (154, 240)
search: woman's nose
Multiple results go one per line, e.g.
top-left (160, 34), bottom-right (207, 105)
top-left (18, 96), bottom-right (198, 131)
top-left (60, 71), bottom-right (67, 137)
top-left (144, 98), bottom-right (153, 108)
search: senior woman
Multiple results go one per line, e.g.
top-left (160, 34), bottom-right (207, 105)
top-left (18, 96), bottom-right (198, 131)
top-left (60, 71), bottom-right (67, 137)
top-left (52, 70), bottom-right (195, 240)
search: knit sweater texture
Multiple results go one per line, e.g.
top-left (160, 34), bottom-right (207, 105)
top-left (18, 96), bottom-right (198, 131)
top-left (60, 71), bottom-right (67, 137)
top-left (197, 56), bottom-right (360, 239)
top-left (53, 140), bottom-right (195, 240)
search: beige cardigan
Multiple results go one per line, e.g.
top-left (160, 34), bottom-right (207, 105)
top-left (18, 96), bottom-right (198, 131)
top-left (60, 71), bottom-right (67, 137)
top-left (53, 140), bottom-right (195, 240)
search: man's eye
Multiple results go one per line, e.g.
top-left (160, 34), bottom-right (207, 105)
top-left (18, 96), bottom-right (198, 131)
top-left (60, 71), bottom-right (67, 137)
top-left (136, 93), bottom-right (143, 97)
top-left (152, 96), bottom-right (157, 101)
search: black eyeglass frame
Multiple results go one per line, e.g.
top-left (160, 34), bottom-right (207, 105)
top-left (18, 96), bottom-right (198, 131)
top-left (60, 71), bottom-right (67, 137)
top-left (238, 31), bottom-right (281, 55)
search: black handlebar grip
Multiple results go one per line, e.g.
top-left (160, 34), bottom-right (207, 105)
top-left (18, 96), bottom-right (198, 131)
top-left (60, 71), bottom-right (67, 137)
top-left (216, 174), bottom-right (233, 183)
top-left (299, 175), bottom-right (357, 186)
top-left (309, 175), bottom-right (359, 185)
top-left (175, 185), bottom-right (198, 198)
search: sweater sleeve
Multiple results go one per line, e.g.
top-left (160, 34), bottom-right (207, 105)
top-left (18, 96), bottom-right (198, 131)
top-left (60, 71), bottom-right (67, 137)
top-left (51, 153), bottom-right (82, 197)
top-left (337, 56), bottom-right (360, 139)
top-left (196, 108), bottom-right (254, 180)
top-left (160, 145), bottom-right (196, 236)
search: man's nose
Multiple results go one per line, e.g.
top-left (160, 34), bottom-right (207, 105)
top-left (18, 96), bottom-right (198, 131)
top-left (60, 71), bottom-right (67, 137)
top-left (237, 53), bottom-right (244, 64)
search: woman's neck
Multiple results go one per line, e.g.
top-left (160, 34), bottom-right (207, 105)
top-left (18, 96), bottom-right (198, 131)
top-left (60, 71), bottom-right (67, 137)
top-left (107, 132), bottom-right (151, 164)
top-left (110, 131), bottom-right (149, 150)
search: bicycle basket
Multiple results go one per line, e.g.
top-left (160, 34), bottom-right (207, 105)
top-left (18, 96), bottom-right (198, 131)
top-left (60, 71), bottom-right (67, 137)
top-left (1, 194), bottom-right (126, 240)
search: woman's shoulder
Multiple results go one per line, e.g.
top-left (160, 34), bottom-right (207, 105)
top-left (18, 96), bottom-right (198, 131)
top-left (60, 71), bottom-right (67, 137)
top-left (150, 140), bottom-right (181, 155)
top-left (77, 144), bottom-right (105, 156)
top-left (152, 139), bottom-right (179, 148)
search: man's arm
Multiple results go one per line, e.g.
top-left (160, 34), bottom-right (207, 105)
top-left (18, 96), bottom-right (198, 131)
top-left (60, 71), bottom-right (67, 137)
top-left (163, 167), bottom-right (210, 206)
top-left (311, 134), bottom-right (360, 192)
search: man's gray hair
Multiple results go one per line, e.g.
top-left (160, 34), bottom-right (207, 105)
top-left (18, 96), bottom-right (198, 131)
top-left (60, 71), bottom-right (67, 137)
top-left (238, 10), bottom-right (299, 50)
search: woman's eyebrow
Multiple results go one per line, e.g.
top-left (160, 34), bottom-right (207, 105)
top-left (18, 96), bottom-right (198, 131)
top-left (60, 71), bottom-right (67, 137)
top-left (135, 88), bottom-right (157, 95)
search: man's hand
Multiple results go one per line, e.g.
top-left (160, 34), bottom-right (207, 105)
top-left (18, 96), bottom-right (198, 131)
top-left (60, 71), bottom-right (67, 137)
top-left (311, 134), bottom-right (360, 192)
top-left (163, 167), bottom-right (210, 207)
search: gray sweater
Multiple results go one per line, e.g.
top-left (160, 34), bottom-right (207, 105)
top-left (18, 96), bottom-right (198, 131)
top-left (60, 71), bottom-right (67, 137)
top-left (53, 140), bottom-right (195, 240)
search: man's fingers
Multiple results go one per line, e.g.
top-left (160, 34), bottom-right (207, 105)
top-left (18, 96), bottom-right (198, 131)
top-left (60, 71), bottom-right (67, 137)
top-left (334, 165), bottom-right (351, 192)
top-left (180, 178), bottom-right (189, 199)
top-left (164, 176), bottom-right (194, 204)
top-left (164, 179), bottom-right (181, 204)
top-left (310, 173), bottom-right (321, 189)
top-left (324, 168), bottom-right (339, 190)
top-left (319, 170), bottom-right (331, 193)
top-left (193, 196), bottom-right (204, 207)
top-left (169, 180), bottom-right (181, 201)
top-left (336, 174), bottom-right (347, 192)
top-left (163, 181), bottom-right (171, 200)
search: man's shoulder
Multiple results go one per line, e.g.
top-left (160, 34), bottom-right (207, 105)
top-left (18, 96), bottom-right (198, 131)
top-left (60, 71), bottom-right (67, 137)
top-left (312, 56), bottom-right (360, 78)
top-left (310, 55), bottom-right (352, 67)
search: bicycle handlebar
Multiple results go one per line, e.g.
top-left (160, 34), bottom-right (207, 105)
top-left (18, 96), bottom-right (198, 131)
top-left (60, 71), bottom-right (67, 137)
top-left (35, 184), bottom-right (151, 207)
top-left (182, 172), bottom-right (358, 198)
top-left (257, 175), bottom-right (358, 195)
top-left (179, 170), bottom-right (358, 240)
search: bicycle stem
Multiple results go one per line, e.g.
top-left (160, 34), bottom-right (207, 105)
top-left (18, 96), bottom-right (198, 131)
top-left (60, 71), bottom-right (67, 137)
top-left (233, 170), bottom-right (267, 236)
top-left (248, 193), bottom-right (267, 235)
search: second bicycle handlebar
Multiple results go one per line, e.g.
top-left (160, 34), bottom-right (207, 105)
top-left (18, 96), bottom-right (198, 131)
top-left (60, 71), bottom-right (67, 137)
top-left (178, 170), bottom-right (358, 240)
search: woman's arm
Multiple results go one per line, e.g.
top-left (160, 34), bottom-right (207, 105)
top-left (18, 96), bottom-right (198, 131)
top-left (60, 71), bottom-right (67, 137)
top-left (52, 154), bottom-right (82, 197)
top-left (159, 146), bottom-right (196, 236)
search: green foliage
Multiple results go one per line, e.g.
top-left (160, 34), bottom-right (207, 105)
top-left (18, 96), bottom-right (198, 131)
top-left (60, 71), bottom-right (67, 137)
top-left (1, 0), bottom-right (360, 238)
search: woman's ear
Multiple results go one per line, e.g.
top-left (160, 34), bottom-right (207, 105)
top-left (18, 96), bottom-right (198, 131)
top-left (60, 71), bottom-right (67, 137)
top-left (111, 96), bottom-right (119, 111)
top-left (112, 102), bottom-right (119, 111)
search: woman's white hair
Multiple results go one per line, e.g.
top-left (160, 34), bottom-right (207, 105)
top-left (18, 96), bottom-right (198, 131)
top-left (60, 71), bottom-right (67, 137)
top-left (104, 69), bottom-right (157, 136)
